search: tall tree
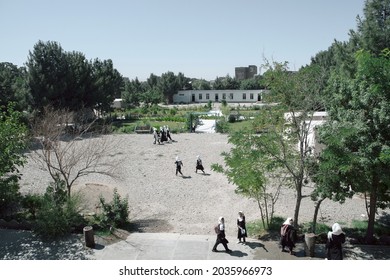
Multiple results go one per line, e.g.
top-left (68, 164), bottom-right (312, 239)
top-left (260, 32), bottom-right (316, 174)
top-left (0, 63), bottom-right (29, 110)
top-left (317, 50), bottom-right (390, 243)
top-left (26, 40), bottom-right (69, 111)
top-left (158, 71), bottom-right (179, 104)
top-left (92, 58), bottom-right (123, 114)
top-left (354, 0), bottom-right (390, 55)
top-left (259, 62), bottom-right (326, 227)
top-left (212, 111), bottom-right (287, 229)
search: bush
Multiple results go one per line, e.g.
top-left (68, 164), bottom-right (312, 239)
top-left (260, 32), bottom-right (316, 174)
top-left (33, 178), bottom-right (85, 239)
top-left (22, 193), bottom-right (42, 220)
top-left (215, 119), bottom-right (229, 133)
top-left (228, 114), bottom-right (236, 123)
top-left (96, 188), bottom-right (129, 229)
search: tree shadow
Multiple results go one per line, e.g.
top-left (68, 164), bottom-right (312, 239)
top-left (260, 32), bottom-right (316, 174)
top-left (127, 218), bottom-right (173, 233)
top-left (0, 229), bottom-right (89, 260)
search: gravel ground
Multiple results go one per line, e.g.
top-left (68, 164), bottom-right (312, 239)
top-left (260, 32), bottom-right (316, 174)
top-left (18, 133), bottom-right (389, 235)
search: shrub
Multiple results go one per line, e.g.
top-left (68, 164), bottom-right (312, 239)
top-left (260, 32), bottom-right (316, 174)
top-left (215, 119), bottom-right (229, 133)
top-left (96, 188), bottom-right (129, 229)
top-left (33, 178), bottom-right (85, 239)
top-left (22, 193), bottom-right (43, 220)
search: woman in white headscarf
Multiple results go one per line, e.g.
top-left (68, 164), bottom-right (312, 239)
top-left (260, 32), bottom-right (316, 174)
top-left (326, 223), bottom-right (346, 260)
top-left (237, 211), bottom-right (247, 244)
top-left (212, 217), bottom-right (232, 253)
top-left (280, 217), bottom-right (296, 254)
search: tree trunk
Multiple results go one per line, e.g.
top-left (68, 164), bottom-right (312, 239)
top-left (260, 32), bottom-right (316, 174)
top-left (365, 172), bottom-right (379, 244)
top-left (293, 181), bottom-right (303, 228)
top-left (312, 197), bottom-right (326, 233)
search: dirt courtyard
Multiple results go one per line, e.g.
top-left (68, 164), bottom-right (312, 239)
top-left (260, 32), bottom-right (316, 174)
top-left (18, 133), bottom-right (382, 236)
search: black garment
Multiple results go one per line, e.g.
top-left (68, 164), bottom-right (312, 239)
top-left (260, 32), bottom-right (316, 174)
top-left (195, 159), bottom-right (205, 173)
top-left (280, 224), bottom-right (296, 252)
top-left (166, 130), bottom-right (173, 141)
top-left (237, 216), bottom-right (247, 242)
top-left (175, 160), bottom-right (183, 175)
top-left (161, 130), bottom-right (167, 142)
top-left (212, 227), bottom-right (231, 252)
top-left (326, 233), bottom-right (346, 260)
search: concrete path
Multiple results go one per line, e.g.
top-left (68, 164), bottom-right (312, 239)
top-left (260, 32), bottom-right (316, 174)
top-left (87, 232), bottom-right (322, 260)
top-left (1, 229), bottom-right (389, 260)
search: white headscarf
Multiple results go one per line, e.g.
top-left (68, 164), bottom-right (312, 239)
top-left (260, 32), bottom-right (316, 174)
top-left (327, 223), bottom-right (344, 240)
top-left (197, 155), bottom-right (200, 160)
top-left (176, 156), bottom-right (180, 161)
top-left (283, 217), bottom-right (293, 225)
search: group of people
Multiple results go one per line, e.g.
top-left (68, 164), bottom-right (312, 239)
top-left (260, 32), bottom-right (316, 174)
top-left (212, 214), bottom-right (346, 258)
top-left (153, 126), bottom-right (173, 144)
top-left (212, 211), bottom-right (248, 253)
top-left (174, 155), bottom-right (206, 176)
top-left (280, 217), bottom-right (346, 259)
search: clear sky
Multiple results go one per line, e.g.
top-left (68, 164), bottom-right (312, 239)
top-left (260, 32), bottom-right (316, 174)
top-left (0, 0), bottom-right (366, 81)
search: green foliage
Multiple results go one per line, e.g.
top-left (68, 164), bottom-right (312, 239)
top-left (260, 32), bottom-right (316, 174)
top-left (215, 119), bottom-right (229, 133)
top-left (96, 188), bottom-right (129, 229)
top-left (21, 194), bottom-right (43, 220)
top-left (317, 50), bottom-right (390, 241)
top-left (33, 178), bottom-right (85, 239)
top-left (228, 114), bottom-right (236, 123)
top-left (0, 104), bottom-right (27, 215)
top-left (26, 40), bottom-right (122, 113)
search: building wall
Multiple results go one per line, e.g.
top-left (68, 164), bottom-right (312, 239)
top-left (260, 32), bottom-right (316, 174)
top-left (235, 65), bottom-right (258, 80)
top-left (173, 89), bottom-right (266, 104)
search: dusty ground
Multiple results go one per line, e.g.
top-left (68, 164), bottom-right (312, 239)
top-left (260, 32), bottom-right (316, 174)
top-left (18, 133), bottom-right (389, 236)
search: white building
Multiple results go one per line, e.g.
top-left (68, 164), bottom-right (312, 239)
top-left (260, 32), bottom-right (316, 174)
top-left (284, 111), bottom-right (328, 155)
top-left (172, 89), bottom-right (267, 104)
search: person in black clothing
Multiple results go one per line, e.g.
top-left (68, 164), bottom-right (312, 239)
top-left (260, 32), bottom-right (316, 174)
top-left (212, 217), bottom-right (232, 253)
top-left (166, 126), bottom-right (173, 142)
top-left (280, 217), bottom-right (297, 255)
top-left (326, 223), bottom-right (346, 260)
top-left (195, 155), bottom-right (205, 174)
top-left (237, 211), bottom-right (247, 244)
top-left (175, 156), bottom-right (183, 176)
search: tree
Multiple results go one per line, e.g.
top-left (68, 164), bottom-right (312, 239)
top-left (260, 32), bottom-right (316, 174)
top-left (92, 58), bottom-right (123, 114)
top-left (31, 106), bottom-right (119, 198)
top-left (317, 50), bottom-right (390, 243)
top-left (26, 40), bottom-right (122, 113)
top-left (258, 62), bottom-right (326, 227)
top-left (0, 104), bottom-right (27, 214)
top-left (212, 127), bottom-right (286, 229)
top-left (0, 63), bottom-right (30, 111)
top-left (158, 71), bottom-right (180, 104)
top-left (354, 0), bottom-right (390, 55)
top-left (122, 77), bottom-right (144, 106)
top-left (240, 76), bottom-right (264, 90)
top-left (26, 40), bottom-right (69, 111)
top-left (191, 79), bottom-right (211, 90)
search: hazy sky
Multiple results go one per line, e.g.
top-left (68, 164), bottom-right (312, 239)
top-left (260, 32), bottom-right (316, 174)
top-left (0, 0), bottom-right (366, 81)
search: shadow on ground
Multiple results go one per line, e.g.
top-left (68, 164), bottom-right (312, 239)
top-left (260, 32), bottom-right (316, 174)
top-left (0, 229), bottom-right (88, 260)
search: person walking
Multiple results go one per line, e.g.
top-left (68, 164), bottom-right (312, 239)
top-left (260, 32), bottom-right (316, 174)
top-left (326, 223), bottom-right (346, 260)
top-left (280, 217), bottom-right (296, 255)
top-left (212, 217), bottom-right (232, 253)
top-left (195, 155), bottom-right (205, 174)
top-left (175, 156), bottom-right (183, 176)
top-left (166, 126), bottom-right (173, 142)
top-left (153, 127), bottom-right (160, 144)
top-left (237, 211), bottom-right (247, 244)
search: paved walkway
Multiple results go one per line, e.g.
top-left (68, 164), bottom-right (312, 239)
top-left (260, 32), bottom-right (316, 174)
top-left (87, 232), bottom-right (322, 260)
top-left (1, 229), bottom-right (389, 260)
